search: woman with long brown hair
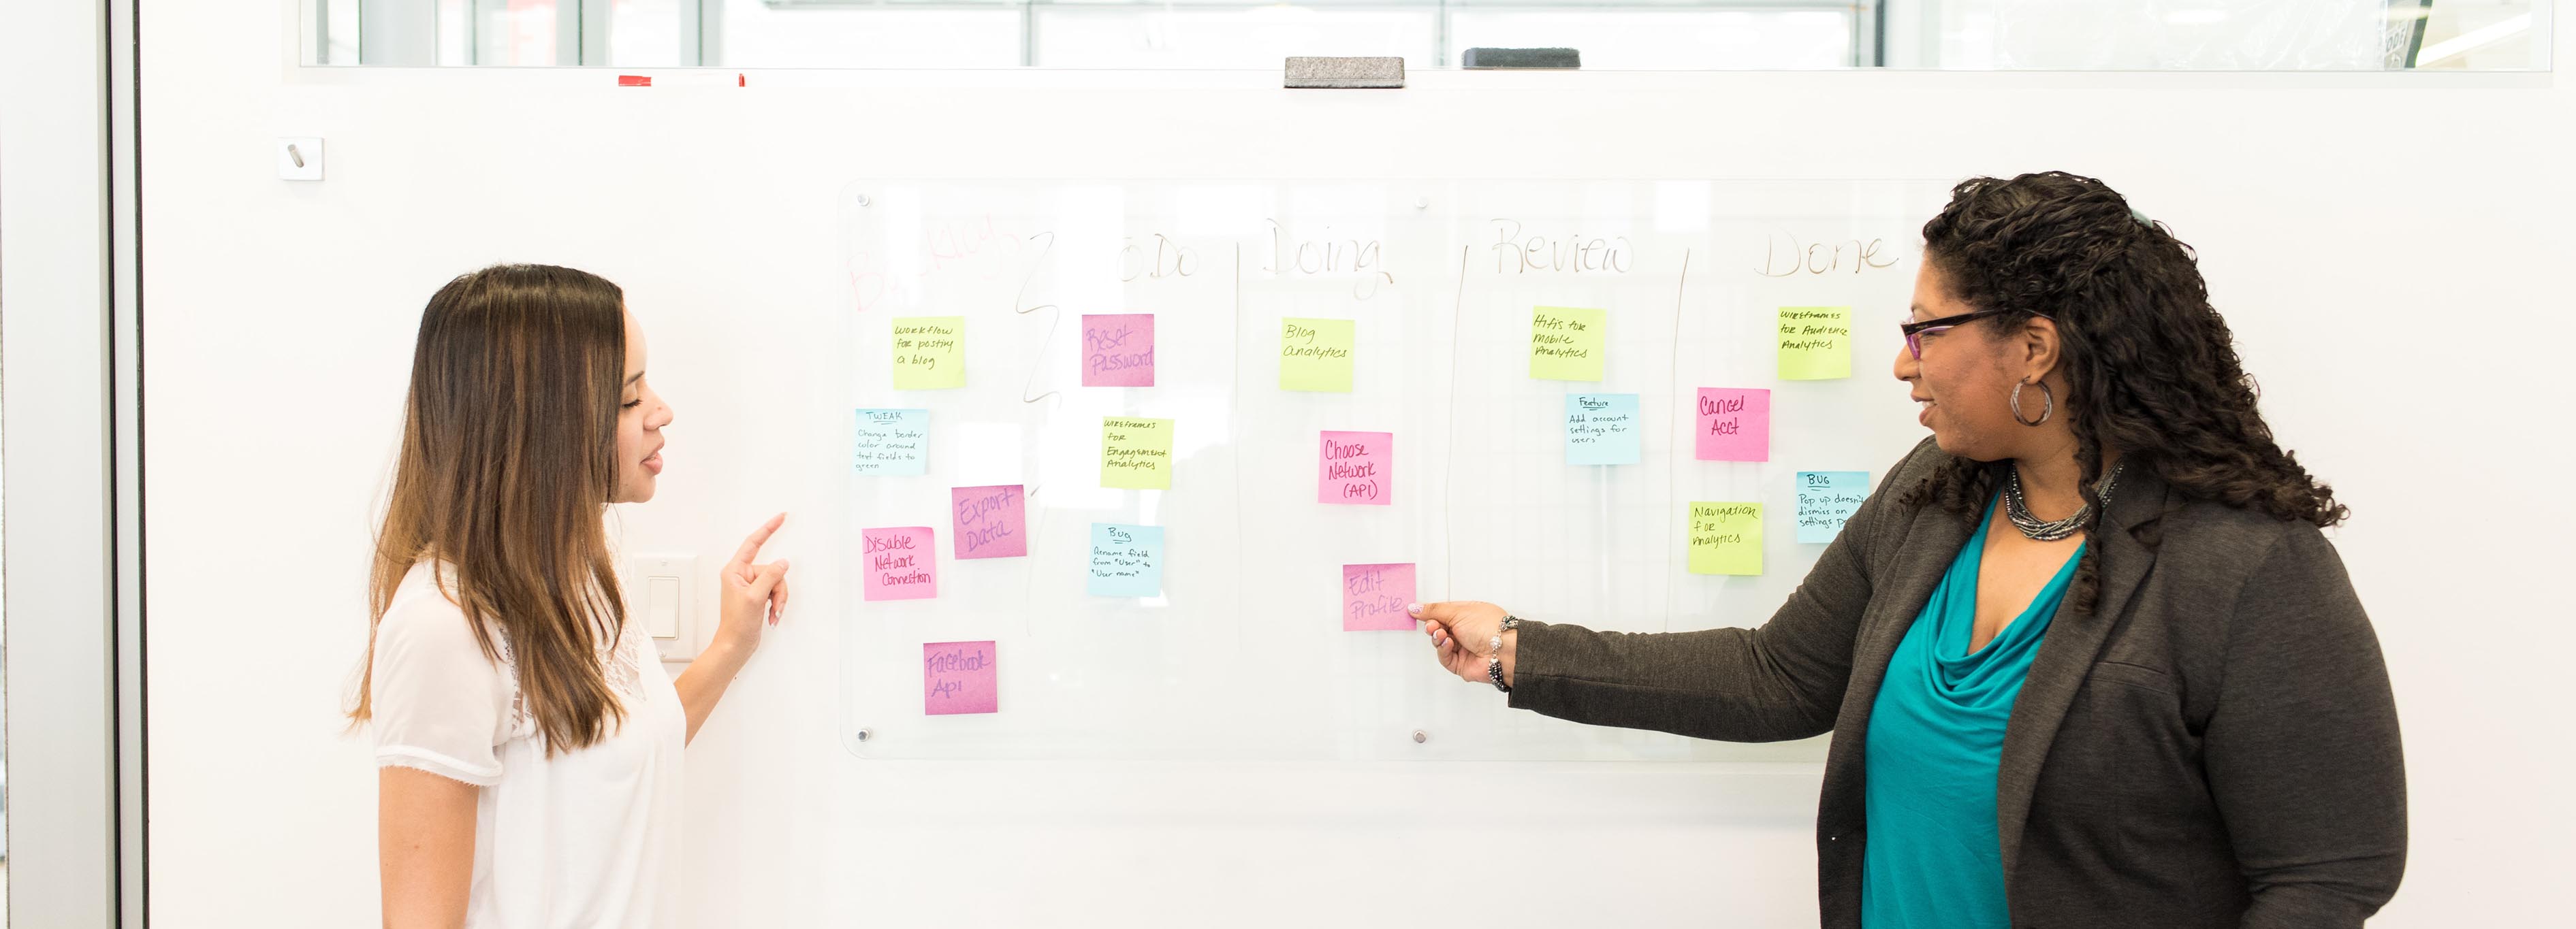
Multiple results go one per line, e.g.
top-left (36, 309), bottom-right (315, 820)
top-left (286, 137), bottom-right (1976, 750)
top-left (353, 264), bottom-right (791, 927)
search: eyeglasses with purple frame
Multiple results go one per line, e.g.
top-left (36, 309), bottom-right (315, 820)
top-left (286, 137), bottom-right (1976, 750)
top-left (1899, 308), bottom-right (2046, 359)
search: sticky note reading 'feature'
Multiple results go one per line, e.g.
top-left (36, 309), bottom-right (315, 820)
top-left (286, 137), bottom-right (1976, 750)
top-left (1280, 318), bottom-right (1355, 392)
top-left (892, 316), bottom-right (965, 390)
top-left (1318, 431), bottom-right (1393, 505)
top-left (1696, 387), bottom-right (1771, 461)
top-left (1100, 417), bottom-right (1174, 489)
top-left (1081, 314), bottom-right (1156, 387)
top-left (1796, 472), bottom-right (1871, 544)
top-left (951, 485), bottom-right (1027, 559)
top-left (1341, 563), bottom-right (1417, 631)
top-left (1565, 393), bottom-right (1642, 465)
top-left (923, 641), bottom-right (997, 715)
top-left (1777, 306), bottom-right (1854, 380)
top-left (1087, 523), bottom-right (1165, 598)
top-left (863, 526), bottom-right (938, 600)
top-left (853, 408), bottom-right (929, 476)
top-left (1687, 502), bottom-right (1764, 576)
top-left (1529, 306), bottom-right (1607, 381)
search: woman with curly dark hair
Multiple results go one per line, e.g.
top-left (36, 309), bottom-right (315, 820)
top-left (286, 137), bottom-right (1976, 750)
top-left (1413, 173), bottom-right (2404, 929)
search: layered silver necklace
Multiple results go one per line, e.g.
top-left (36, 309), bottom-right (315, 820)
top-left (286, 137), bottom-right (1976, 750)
top-left (2003, 462), bottom-right (2125, 542)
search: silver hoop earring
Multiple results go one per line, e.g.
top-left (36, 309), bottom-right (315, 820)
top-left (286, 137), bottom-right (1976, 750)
top-left (2010, 380), bottom-right (2054, 427)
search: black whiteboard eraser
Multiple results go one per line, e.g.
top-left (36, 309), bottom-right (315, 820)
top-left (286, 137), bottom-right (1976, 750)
top-left (1462, 48), bottom-right (1581, 69)
top-left (1284, 56), bottom-right (1406, 88)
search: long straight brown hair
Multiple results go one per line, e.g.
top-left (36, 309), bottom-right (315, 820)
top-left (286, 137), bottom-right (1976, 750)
top-left (350, 263), bottom-right (631, 753)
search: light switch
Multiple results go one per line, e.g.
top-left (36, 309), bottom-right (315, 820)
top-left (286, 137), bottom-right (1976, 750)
top-left (625, 554), bottom-right (698, 661)
top-left (646, 576), bottom-right (682, 639)
top-left (276, 137), bottom-right (323, 180)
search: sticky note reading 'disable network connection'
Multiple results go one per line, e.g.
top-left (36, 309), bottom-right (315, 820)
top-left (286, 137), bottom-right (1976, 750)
top-left (1341, 563), bottom-right (1418, 632)
top-left (1529, 306), bottom-right (1607, 381)
top-left (1081, 314), bottom-right (1156, 387)
top-left (862, 526), bottom-right (938, 601)
top-left (891, 316), bottom-right (965, 390)
top-left (1687, 502), bottom-right (1764, 576)
top-left (923, 640), bottom-right (997, 716)
top-left (1100, 417), bottom-right (1175, 489)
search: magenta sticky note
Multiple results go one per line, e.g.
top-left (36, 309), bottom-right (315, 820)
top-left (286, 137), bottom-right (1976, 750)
top-left (923, 640), bottom-right (997, 715)
top-left (1696, 388), bottom-right (1771, 461)
top-left (950, 485), bottom-right (1027, 559)
top-left (862, 526), bottom-right (938, 600)
top-left (1342, 563), bottom-right (1417, 631)
top-left (1081, 314), bottom-right (1155, 387)
top-left (1319, 430), bottom-right (1393, 505)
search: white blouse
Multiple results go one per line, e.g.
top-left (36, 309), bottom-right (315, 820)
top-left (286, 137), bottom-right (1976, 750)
top-left (369, 562), bottom-right (685, 928)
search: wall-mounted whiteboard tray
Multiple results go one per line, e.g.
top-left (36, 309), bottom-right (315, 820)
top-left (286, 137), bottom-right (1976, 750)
top-left (834, 178), bottom-right (1947, 760)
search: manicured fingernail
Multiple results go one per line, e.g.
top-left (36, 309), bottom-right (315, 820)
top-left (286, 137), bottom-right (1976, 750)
top-left (1406, 603), bottom-right (1422, 615)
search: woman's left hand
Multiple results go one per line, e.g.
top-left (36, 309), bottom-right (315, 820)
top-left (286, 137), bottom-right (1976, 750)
top-left (713, 512), bottom-right (790, 654)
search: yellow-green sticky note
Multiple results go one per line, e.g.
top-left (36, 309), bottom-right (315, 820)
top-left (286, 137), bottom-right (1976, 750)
top-left (1530, 306), bottom-right (1607, 381)
top-left (1279, 318), bottom-right (1355, 392)
top-left (1100, 417), bottom-right (1175, 489)
top-left (1687, 502), bottom-right (1764, 576)
top-left (1777, 306), bottom-right (1852, 380)
top-left (893, 316), bottom-right (966, 390)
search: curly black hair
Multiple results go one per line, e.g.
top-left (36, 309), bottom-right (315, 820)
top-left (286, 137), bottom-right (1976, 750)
top-left (1901, 172), bottom-right (2347, 615)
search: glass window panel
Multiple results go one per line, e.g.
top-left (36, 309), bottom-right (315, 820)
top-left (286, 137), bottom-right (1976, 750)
top-left (1449, 10), bottom-right (1855, 69)
top-left (720, 5), bottom-right (1021, 68)
top-left (1034, 8), bottom-right (1440, 69)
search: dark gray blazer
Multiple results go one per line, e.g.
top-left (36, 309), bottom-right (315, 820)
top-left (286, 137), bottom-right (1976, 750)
top-left (1509, 438), bottom-right (2406, 928)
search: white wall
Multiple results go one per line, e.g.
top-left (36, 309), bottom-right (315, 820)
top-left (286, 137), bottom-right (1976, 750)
top-left (136, 1), bottom-right (2576, 925)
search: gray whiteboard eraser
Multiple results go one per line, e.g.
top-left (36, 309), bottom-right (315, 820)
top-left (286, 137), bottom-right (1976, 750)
top-left (1462, 48), bottom-right (1581, 69)
top-left (1284, 56), bottom-right (1405, 88)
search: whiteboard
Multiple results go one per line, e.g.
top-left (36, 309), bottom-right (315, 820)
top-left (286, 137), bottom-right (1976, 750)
top-left (833, 179), bottom-right (1945, 760)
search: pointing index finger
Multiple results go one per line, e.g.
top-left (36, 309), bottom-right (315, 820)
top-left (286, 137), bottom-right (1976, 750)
top-left (729, 512), bottom-right (787, 568)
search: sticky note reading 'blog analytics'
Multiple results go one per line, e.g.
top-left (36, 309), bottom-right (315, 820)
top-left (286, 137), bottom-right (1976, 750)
top-left (923, 640), bottom-right (997, 715)
top-left (1341, 563), bottom-right (1417, 631)
top-left (1318, 430), bottom-right (1392, 505)
top-left (1280, 318), bottom-right (1355, 392)
top-left (951, 485), bottom-right (1026, 559)
top-left (862, 526), bottom-right (938, 600)
top-left (891, 316), bottom-right (964, 391)
top-left (1696, 387), bottom-right (1770, 461)
top-left (1081, 314), bottom-right (1156, 387)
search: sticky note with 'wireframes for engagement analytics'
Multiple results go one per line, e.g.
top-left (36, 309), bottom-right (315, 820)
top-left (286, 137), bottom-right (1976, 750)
top-left (1100, 417), bottom-right (1174, 489)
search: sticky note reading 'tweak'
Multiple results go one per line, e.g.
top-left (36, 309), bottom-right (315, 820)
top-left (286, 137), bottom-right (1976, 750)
top-left (1696, 387), bottom-right (1771, 461)
top-left (923, 640), bottom-right (997, 715)
top-left (951, 485), bottom-right (1026, 559)
top-left (853, 408), bottom-right (929, 476)
top-left (1087, 523), bottom-right (1164, 598)
top-left (1341, 563), bottom-right (1417, 631)
top-left (1687, 502), bottom-right (1763, 576)
top-left (1081, 314), bottom-right (1156, 387)
top-left (1796, 472), bottom-right (1871, 544)
top-left (1529, 306), bottom-right (1607, 381)
top-left (892, 316), bottom-right (965, 390)
top-left (863, 526), bottom-right (938, 600)
top-left (1777, 306), bottom-right (1854, 380)
top-left (1280, 318), bottom-right (1355, 392)
top-left (1319, 430), bottom-right (1393, 505)
top-left (1565, 393), bottom-right (1641, 465)
top-left (1100, 417), bottom-right (1174, 489)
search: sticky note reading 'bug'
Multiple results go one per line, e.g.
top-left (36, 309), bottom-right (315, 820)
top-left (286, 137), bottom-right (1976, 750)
top-left (1100, 417), bottom-right (1174, 489)
top-left (862, 526), bottom-right (938, 600)
top-left (1777, 306), bottom-right (1854, 380)
top-left (1565, 393), bottom-right (1641, 465)
top-left (1687, 502), bottom-right (1763, 576)
top-left (1696, 387), bottom-right (1770, 461)
top-left (923, 641), bottom-right (997, 715)
top-left (1529, 306), bottom-right (1607, 381)
top-left (951, 485), bottom-right (1026, 559)
top-left (1279, 318), bottom-right (1355, 392)
top-left (1318, 430), bottom-right (1393, 505)
top-left (1087, 523), bottom-right (1165, 598)
top-left (1081, 314), bottom-right (1156, 387)
top-left (1341, 563), bottom-right (1417, 631)
top-left (892, 316), bottom-right (965, 390)
top-left (1796, 472), bottom-right (1871, 544)
top-left (853, 408), bottom-right (929, 476)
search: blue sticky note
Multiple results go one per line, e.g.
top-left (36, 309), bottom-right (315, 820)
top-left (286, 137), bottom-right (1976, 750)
top-left (1565, 393), bottom-right (1642, 465)
top-left (1087, 523), bottom-right (1164, 598)
top-left (1796, 471), bottom-right (1871, 543)
top-left (855, 408), bottom-right (929, 476)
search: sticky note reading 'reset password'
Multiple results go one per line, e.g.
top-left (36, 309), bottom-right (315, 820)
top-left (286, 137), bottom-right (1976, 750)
top-left (1082, 314), bottom-right (1155, 387)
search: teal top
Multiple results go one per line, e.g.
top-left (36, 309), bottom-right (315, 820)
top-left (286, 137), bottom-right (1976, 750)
top-left (1860, 498), bottom-right (2084, 929)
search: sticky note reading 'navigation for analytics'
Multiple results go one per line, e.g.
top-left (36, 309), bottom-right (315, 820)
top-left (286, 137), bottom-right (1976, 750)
top-left (1341, 563), bottom-right (1418, 631)
top-left (853, 408), bottom-right (929, 476)
top-left (863, 526), bottom-right (938, 600)
top-left (1529, 306), bottom-right (1607, 381)
top-left (1796, 472), bottom-right (1871, 544)
top-left (1280, 318), bottom-right (1355, 392)
top-left (1081, 314), bottom-right (1156, 387)
top-left (1087, 523), bottom-right (1164, 598)
top-left (1318, 430), bottom-right (1393, 505)
top-left (951, 485), bottom-right (1027, 559)
top-left (1777, 306), bottom-right (1854, 380)
top-left (1100, 417), bottom-right (1174, 489)
top-left (1687, 502), bottom-right (1763, 576)
top-left (891, 316), bottom-right (965, 390)
top-left (923, 640), bottom-right (997, 715)
top-left (1565, 393), bottom-right (1642, 465)
top-left (1696, 387), bottom-right (1771, 461)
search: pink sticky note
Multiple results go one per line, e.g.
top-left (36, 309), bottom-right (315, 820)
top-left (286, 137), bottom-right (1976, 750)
top-left (1081, 314), bottom-right (1155, 387)
top-left (1342, 564), bottom-right (1418, 631)
top-left (923, 640), bottom-right (997, 715)
top-left (1319, 430), bottom-right (1393, 505)
top-left (950, 485), bottom-right (1027, 559)
top-left (862, 526), bottom-right (938, 601)
top-left (1696, 388), bottom-right (1771, 461)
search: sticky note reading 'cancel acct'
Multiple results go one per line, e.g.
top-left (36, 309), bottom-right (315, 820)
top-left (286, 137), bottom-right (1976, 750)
top-left (862, 526), bottom-right (938, 600)
top-left (1529, 306), bottom-right (1607, 381)
top-left (1318, 430), bottom-right (1392, 505)
top-left (892, 316), bottom-right (965, 390)
top-left (1341, 563), bottom-right (1417, 632)
top-left (951, 485), bottom-right (1026, 559)
top-left (1696, 387), bottom-right (1770, 461)
top-left (1687, 502), bottom-right (1763, 576)
top-left (1081, 314), bottom-right (1156, 387)
top-left (1087, 523), bottom-right (1165, 598)
top-left (923, 641), bottom-right (997, 715)
top-left (1280, 318), bottom-right (1355, 392)
top-left (1100, 417), bottom-right (1174, 489)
